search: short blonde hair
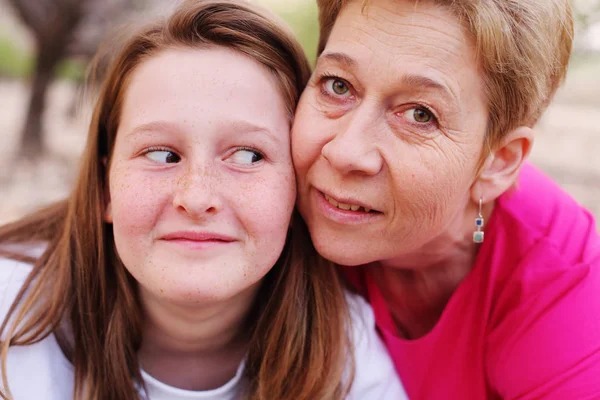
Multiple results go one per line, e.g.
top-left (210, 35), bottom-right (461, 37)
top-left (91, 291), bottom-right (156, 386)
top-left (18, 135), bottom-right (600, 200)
top-left (317, 0), bottom-right (574, 147)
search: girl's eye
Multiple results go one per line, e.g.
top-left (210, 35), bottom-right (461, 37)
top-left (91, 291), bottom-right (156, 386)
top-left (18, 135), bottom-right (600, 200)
top-left (145, 150), bottom-right (181, 164)
top-left (403, 107), bottom-right (435, 124)
top-left (324, 78), bottom-right (351, 97)
top-left (228, 148), bottom-right (264, 166)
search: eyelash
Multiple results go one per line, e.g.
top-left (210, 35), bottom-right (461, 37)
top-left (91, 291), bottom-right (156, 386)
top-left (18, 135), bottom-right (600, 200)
top-left (235, 146), bottom-right (265, 161)
top-left (140, 146), bottom-right (265, 158)
top-left (317, 72), bottom-right (439, 126)
top-left (142, 146), bottom-right (173, 154)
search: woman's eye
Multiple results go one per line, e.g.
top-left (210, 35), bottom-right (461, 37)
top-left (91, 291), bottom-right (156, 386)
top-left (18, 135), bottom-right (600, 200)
top-left (228, 149), bottom-right (263, 166)
top-left (324, 78), bottom-right (351, 97)
top-left (145, 150), bottom-right (181, 164)
top-left (404, 107), bottom-right (434, 124)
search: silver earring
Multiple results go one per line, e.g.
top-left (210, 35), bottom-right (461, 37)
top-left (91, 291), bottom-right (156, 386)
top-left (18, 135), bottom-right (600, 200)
top-left (473, 197), bottom-right (484, 243)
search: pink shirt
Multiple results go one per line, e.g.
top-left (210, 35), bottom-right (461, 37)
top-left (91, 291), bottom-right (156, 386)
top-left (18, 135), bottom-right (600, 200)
top-left (347, 164), bottom-right (600, 399)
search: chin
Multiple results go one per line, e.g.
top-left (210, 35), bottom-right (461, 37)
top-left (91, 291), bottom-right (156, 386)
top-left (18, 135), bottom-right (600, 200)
top-left (312, 234), bottom-right (373, 267)
top-left (166, 290), bottom-right (236, 306)
top-left (152, 280), bottom-right (246, 305)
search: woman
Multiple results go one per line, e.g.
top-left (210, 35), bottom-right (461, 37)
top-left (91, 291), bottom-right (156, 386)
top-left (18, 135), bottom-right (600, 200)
top-left (0, 1), bottom-right (405, 399)
top-left (292, 0), bottom-right (600, 398)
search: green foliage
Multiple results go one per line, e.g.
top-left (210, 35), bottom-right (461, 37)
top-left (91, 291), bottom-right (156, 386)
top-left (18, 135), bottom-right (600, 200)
top-left (56, 58), bottom-right (86, 81)
top-left (274, 3), bottom-right (320, 65)
top-left (0, 36), bottom-right (33, 78)
top-left (0, 35), bottom-right (85, 81)
top-left (1, 1), bottom-right (318, 81)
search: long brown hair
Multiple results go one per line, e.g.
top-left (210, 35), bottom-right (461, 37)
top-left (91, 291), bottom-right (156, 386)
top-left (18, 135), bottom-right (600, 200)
top-left (0, 1), bottom-right (353, 399)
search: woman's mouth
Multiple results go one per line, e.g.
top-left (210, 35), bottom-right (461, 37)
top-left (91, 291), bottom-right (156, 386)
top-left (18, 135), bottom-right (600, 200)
top-left (323, 193), bottom-right (375, 213)
top-left (313, 190), bottom-right (383, 224)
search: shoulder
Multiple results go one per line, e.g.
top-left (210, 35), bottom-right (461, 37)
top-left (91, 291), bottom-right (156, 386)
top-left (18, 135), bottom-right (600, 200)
top-left (0, 256), bottom-right (35, 328)
top-left (494, 163), bottom-right (600, 266)
top-left (345, 291), bottom-right (390, 358)
top-left (0, 243), bottom-right (49, 323)
top-left (480, 166), bottom-right (600, 395)
top-left (0, 256), bottom-right (34, 280)
top-left (0, 256), bottom-right (74, 399)
top-left (486, 164), bottom-right (600, 317)
top-left (345, 291), bottom-right (376, 338)
top-left (483, 231), bottom-right (600, 396)
top-left (344, 292), bottom-right (409, 400)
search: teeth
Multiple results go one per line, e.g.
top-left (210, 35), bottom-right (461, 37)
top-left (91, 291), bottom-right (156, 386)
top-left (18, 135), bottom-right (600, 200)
top-left (324, 194), bottom-right (370, 213)
top-left (339, 203), bottom-right (351, 210)
top-left (326, 195), bottom-right (338, 207)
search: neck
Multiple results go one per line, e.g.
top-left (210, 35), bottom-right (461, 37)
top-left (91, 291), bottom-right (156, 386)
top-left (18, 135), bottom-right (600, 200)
top-left (373, 201), bottom-right (493, 339)
top-left (138, 282), bottom-right (261, 390)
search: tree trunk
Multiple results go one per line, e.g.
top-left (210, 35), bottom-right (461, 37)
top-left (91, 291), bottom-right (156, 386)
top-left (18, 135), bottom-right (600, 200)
top-left (20, 47), bottom-right (60, 158)
top-left (12, 0), bottom-right (86, 159)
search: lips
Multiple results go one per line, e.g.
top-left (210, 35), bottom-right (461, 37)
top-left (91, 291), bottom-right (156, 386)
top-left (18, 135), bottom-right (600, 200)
top-left (324, 193), bottom-right (372, 213)
top-left (319, 191), bottom-right (381, 214)
top-left (159, 231), bottom-right (236, 242)
top-left (311, 189), bottom-right (382, 225)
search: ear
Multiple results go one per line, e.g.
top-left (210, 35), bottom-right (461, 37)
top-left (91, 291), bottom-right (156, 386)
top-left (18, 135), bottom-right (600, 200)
top-left (471, 126), bottom-right (534, 204)
top-left (102, 157), bottom-right (113, 223)
top-left (104, 200), bottom-right (113, 224)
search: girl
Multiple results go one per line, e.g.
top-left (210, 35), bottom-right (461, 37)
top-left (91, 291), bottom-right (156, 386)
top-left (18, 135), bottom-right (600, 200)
top-left (0, 1), bottom-right (405, 399)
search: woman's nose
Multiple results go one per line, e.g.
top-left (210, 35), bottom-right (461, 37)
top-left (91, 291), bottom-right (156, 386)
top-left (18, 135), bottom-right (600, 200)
top-left (320, 110), bottom-right (383, 176)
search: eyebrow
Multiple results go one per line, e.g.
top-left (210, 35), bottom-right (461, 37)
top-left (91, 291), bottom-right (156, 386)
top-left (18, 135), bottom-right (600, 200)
top-left (318, 51), bottom-right (458, 103)
top-left (126, 120), bottom-right (281, 145)
top-left (228, 120), bottom-right (282, 145)
top-left (318, 52), bottom-right (358, 70)
top-left (125, 120), bottom-right (181, 140)
top-left (399, 74), bottom-right (457, 102)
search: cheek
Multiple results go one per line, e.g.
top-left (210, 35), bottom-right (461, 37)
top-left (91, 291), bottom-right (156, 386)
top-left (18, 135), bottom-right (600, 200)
top-left (109, 167), bottom-right (169, 239)
top-left (235, 169), bottom-right (296, 248)
top-left (292, 98), bottom-right (323, 173)
top-left (390, 148), bottom-right (472, 224)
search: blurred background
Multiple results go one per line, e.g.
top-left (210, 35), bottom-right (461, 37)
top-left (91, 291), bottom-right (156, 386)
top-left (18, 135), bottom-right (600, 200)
top-left (0, 0), bottom-right (599, 227)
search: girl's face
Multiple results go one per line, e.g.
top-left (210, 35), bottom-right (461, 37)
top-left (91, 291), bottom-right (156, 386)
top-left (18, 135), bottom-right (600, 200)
top-left (105, 47), bottom-right (295, 305)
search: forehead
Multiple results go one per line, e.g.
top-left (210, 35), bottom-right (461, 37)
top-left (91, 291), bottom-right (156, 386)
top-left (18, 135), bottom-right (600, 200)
top-left (326, 0), bottom-right (482, 99)
top-left (119, 47), bottom-right (289, 135)
top-left (335, 0), bottom-right (467, 43)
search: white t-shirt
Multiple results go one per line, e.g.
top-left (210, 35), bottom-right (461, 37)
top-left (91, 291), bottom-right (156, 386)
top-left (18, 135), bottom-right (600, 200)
top-left (0, 257), bottom-right (407, 399)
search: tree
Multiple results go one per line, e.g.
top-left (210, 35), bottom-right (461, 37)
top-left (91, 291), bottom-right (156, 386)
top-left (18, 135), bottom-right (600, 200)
top-left (7, 0), bottom-right (143, 158)
top-left (8, 0), bottom-right (86, 157)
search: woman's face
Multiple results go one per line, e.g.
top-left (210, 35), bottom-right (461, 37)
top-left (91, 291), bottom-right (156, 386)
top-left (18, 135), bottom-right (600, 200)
top-left (106, 47), bottom-right (295, 305)
top-left (292, 0), bottom-right (489, 266)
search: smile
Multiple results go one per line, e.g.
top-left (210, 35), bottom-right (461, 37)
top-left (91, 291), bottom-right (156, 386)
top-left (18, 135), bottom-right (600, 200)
top-left (159, 231), bottom-right (236, 250)
top-left (324, 194), bottom-right (373, 213)
top-left (314, 189), bottom-right (382, 225)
